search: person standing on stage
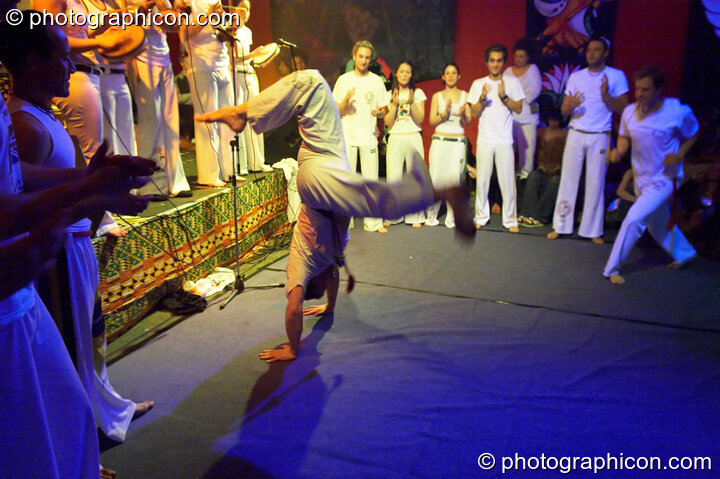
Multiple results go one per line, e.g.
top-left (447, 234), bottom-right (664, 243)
top-left (466, 44), bottom-right (524, 233)
top-left (230, 0), bottom-right (274, 174)
top-left (333, 40), bottom-right (389, 234)
top-left (195, 70), bottom-right (475, 361)
top-left (425, 62), bottom-right (470, 228)
top-left (603, 66), bottom-right (698, 284)
top-left (180, 0), bottom-right (241, 187)
top-left (504, 38), bottom-right (542, 179)
top-left (547, 36), bottom-right (628, 244)
top-left (128, 0), bottom-right (192, 199)
top-left (383, 60), bottom-right (426, 228)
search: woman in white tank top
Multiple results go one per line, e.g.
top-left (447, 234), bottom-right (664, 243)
top-left (425, 63), bottom-right (470, 228)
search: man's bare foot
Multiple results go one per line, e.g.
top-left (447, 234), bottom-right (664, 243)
top-left (547, 231), bottom-right (559, 239)
top-left (475, 223), bottom-right (482, 230)
top-left (259, 344), bottom-right (296, 363)
top-left (508, 226), bottom-right (519, 233)
top-left (105, 225), bottom-right (127, 238)
top-left (195, 104), bottom-right (248, 133)
top-left (377, 227), bottom-right (388, 234)
top-left (412, 223), bottom-right (423, 229)
top-left (199, 181), bottom-right (226, 188)
top-left (383, 221), bottom-right (391, 227)
top-left (101, 467), bottom-right (117, 479)
top-left (609, 273), bottom-right (625, 285)
top-left (668, 255), bottom-right (696, 269)
top-left (132, 400), bottom-right (154, 420)
top-left (438, 186), bottom-right (475, 240)
top-left (591, 237), bottom-right (604, 245)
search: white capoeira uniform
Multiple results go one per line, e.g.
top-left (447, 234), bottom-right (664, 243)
top-left (128, 7), bottom-right (191, 196)
top-left (8, 97), bottom-right (138, 442)
top-left (504, 64), bottom-right (541, 178)
top-left (425, 90), bottom-right (467, 228)
top-left (182, 0), bottom-right (236, 184)
top-left (603, 99), bottom-right (698, 277)
top-left (553, 66), bottom-right (628, 238)
top-left (0, 103), bottom-right (100, 479)
top-left (468, 75), bottom-right (525, 228)
top-left (385, 87), bottom-right (427, 224)
top-left (233, 25), bottom-right (270, 173)
top-left (249, 70), bottom-right (434, 266)
top-left (332, 69), bottom-right (389, 231)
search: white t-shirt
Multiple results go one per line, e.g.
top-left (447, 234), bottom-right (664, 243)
top-left (184, 0), bottom-right (229, 70)
top-left (565, 66), bottom-right (628, 132)
top-left (332, 71), bottom-right (388, 146)
top-left (285, 204), bottom-right (350, 296)
top-left (132, 3), bottom-right (171, 67)
top-left (619, 98), bottom-right (699, 187)
top-left (503, 64), bottom-right (542, 124)
top-left (0, 102), bottom-right (34, 325)
top-left (468, 75), bottom-right (525, 144)
top-left (434, 90), bottom-right (467, 136)
top-left (386, 88), bottom-right (426, 134)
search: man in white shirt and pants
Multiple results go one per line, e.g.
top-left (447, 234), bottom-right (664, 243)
top-left (548, 36), bottom-right (628, 243)
top-left (333, 40), bottom-right (389, 233)
top-left (466, 44), bottom-right (524, 232)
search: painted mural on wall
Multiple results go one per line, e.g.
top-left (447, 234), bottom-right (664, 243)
top-left (526, 0), bottom-right (619, 122)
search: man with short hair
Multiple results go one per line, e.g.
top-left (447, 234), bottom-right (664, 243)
top-left (548, 36), bottom-right (629, 243)
top-left (466, 44), bottom-right (524, 232)
top-left (333, 40), bottom-right (389, 233)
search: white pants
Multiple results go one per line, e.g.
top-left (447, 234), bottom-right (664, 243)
top-left (603, 176), bottom-right (696, 277)
top-left (553, 129), bottom-right (609, 237)
top-left (346, 144), bottom-right (385, 231)
top-left (386, 133), bottom-right (426, 224)
top-left (128, 60), bottom-right (191, 196)
top-left (0, 290), bottom-right (99, 479)
top-left (100, 71), bottom-right (137, 155)
top-left (186, 66), bottom-right (236, 184)
top-left (247, 70), bottom-right (435, 221)
top-left (54, 70), bottom-right (103, 162)
top-left (234, 70), bottom-right (267, 172)
top-left (475, 142), bottom-right (517, 228)
top-left (513, 121), bottom-right (537, 177)
top-left (65, 233), bottom-right (136, 442)
top-left (426, 137), bottom-right (466, 227)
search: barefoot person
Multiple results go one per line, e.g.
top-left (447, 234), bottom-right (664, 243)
top-left (603, 66), bottom-right (698, 284)
top-left (196, 70), bottom-right (475, 361)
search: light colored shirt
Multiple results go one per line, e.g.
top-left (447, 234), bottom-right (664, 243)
top-left (184, 0), bottom-right (229, 70)
top-left (468, 75), bottom-right (525, 144)
top-left (504, 64), bottom-right (541, 124)
top-left (386, 88), bottom-right (426, 135)
top-left (565, 66), bottom-right (628, 132)
top-left (434, 90), bottom-right (467, 136)
top-left (332, 70), bottom-right (388, 146)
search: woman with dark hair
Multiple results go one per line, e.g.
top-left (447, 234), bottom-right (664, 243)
top-left (425, 62), bottom-right (471, 228)
top-left (383, 60), bottom-right (427, 227)
top-left (604, 66), bottom-right (699, 284)
top-left (504, 39), bottom-right (542, 179)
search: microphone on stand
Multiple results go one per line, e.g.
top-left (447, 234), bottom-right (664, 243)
top-left (277, 38), bottom-right (298, 48)
top-left (214, 25), bottom-right (237, 43)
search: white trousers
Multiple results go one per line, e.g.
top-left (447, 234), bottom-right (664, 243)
top-left (186, 66), bottom-right (236, 184)
top-left (234, 70), bottom-right (267, 171)
top-left (346, 144), bottom-right (384, 231)
top-left (54, 70), bottom-right (103, 162)
top-left (475, 142), bottom-right (517, 228)
top-left (100, 71), bottom-right (137, 155)
top-left (426, 137), bottom-right (466, 227)
top-left (128, 60), bottom-right (191, 196)
top-left (65, 233), bottom-right (136, 442)
top-left (603, 176), bottom-right (696, 277)
top-left (386, 133), bottom-right (426, 224)
top-left (553, 129), bottom-right (609, 237)
top-left (247, 70), bottom-right (435, 221)
top-left (513, 121), bottom-right (537, 177)
top-left (0, 290), bottom-right (99, 479)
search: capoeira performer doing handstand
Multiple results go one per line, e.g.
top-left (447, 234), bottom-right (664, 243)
top-left (197, 70), bottom-right (475, 361)
top-left (603, 66), bottom-right (698, 285)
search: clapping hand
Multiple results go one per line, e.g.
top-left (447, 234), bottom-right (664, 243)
top-left (567, 91), bottom-right (585, 109)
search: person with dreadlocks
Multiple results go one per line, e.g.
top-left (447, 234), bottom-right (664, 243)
top-left (196, 69), bottom-right (475, 361)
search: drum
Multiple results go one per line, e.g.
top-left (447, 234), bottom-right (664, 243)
top-left (252, 43), bottom-right (280, 68)
top-left (98, 25), bottom-right (147, 63)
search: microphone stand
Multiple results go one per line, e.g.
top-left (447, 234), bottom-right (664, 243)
top-left (216, 27), bottom-right (283, 310)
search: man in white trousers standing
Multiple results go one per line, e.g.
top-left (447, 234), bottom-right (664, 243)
top-left (548, 36), bottom-right (628, 244)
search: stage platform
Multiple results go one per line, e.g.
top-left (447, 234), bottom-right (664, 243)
top-left (92, 152), bottom-right (291, 340)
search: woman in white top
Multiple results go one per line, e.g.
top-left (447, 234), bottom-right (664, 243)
top-left (384, 60), bottom-right (427, 227)
top-left (604, 66), bottom-right (698, 284)
top-left (504, 39), bottom-right (542, 179)
top-left (425, 63), bottom-right (470, 228)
